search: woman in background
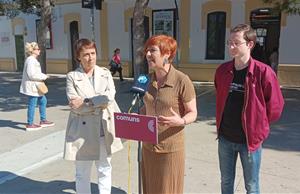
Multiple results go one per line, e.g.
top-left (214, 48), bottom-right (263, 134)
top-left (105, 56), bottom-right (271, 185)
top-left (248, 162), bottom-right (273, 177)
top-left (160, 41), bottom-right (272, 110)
top-left (269, 47), bottom-right (279, 75)
top-left (19, 42), bottom-right (54, 131)
top-left (109, 48), bottom-right (124, 81)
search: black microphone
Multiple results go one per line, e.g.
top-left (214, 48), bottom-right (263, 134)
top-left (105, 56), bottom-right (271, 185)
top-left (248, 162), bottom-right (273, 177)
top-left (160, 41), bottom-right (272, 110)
top-left (131, 74), bottom-right (150, 96)
top-left (130, 74), bottom-right (150, 106)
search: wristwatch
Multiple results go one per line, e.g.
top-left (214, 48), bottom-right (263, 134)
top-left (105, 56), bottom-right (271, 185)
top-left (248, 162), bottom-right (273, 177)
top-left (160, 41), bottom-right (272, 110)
top-left (84, 98), bottom-right (90, 106)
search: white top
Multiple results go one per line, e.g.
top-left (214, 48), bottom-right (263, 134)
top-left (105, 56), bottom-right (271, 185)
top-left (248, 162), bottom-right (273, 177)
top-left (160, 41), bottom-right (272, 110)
top-left (19, 56), bottom-right (48, 97)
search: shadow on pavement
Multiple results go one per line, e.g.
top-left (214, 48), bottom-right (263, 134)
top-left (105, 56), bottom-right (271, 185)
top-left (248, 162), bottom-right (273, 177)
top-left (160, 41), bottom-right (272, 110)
top-left (0, 171), bottom-right (126, 194)
top-left (0, 119), bottom-right (26, 131)
top-left (263, 88), bottom-right (300, 152)
top-left (0, 73), bottom-right (68, 112)
top-left (195, 85), bottom-right (216, 122)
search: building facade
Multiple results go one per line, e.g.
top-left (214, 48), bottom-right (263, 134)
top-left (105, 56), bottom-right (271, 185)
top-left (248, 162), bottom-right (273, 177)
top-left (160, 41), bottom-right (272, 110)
top-left (0, 0), bottom-right (299, 86)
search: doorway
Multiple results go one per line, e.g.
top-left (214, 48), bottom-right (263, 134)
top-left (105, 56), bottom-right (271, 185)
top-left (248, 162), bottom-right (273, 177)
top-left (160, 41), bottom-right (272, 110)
top-left (70, 21), bottom-right (79, 70)
top-left (250, 8), bottom-right (281, 65)
top-left (14, 35), bottom-right (25, 71)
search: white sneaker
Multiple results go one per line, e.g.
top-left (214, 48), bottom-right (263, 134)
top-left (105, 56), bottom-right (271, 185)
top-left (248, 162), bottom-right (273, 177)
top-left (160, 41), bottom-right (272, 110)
top-left (26, 124), bottom-right (42, 131)
top-left (40, 120), bottom-right (55, 127)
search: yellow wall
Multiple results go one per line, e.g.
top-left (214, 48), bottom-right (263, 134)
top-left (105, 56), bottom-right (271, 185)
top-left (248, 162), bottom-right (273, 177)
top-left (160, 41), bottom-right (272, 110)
top-left (0, 58), bottom-right (16, 71)
top-left (179, 0), bottom-right (191, 63)
top-left (178, 63), bottom-right (218, 82)
top-left (46, 59), bottom-right (69, 74)
top-left (278, 64), bottom-right (300, 86)
top-left (100, 2), bottom-right (109, 61)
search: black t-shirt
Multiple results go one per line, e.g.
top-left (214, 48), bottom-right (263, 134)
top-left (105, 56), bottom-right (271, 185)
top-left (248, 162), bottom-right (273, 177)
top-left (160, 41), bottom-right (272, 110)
top-left (220, 66), bottom-right (248, 143)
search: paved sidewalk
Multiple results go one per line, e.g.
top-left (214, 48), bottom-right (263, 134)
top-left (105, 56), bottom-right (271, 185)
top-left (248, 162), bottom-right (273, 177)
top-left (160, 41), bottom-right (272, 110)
top-left (0, 72), bottom-right (300, 193)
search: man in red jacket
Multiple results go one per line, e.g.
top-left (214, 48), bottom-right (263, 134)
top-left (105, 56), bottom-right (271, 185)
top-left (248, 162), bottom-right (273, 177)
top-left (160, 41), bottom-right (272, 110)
top-left (214, 24), bottom-right (284, 194)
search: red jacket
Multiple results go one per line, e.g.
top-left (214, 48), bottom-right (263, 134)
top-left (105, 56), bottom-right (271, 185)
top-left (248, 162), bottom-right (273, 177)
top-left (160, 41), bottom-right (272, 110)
top-left (214, 57), bottom-right (284, 152)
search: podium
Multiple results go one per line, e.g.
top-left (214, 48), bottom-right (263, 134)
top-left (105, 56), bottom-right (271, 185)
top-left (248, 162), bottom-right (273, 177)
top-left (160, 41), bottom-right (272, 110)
top-left (114, 112), bottom-right (158, 194)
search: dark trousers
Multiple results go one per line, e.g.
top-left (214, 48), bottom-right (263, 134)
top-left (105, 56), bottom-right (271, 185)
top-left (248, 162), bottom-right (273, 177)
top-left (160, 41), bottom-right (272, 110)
top-left (110, 66), bottom-right (123, 81)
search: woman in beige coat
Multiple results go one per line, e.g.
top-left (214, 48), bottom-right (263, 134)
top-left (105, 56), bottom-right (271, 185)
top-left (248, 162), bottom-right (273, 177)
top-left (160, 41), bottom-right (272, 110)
top-left (64, 38), bottom-right (123, 194)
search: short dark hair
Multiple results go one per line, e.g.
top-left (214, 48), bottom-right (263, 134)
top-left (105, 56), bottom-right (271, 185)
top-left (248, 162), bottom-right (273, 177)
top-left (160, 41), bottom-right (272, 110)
top-left (114, 48), bottom-right (120, 53)
top-left (74, 38), bottom-right (97, 62)
top-left (231, 24), bottom-right (257, 45)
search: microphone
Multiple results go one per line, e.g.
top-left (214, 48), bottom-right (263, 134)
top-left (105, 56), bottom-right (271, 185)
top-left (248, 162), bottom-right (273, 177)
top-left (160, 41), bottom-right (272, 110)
top-left (131, 74), bottom-right (150, 96)
top-left (130, 74), bottom-right (150, 106)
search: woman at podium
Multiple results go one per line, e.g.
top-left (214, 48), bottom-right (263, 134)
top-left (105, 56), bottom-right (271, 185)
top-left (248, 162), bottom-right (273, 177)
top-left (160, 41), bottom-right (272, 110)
top-left (141, 34), bottom-right (198, 194)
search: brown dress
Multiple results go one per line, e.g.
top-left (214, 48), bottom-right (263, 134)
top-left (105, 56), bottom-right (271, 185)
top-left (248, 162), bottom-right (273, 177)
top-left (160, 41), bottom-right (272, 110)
top-left (142, 65), bottom-right (196, 194)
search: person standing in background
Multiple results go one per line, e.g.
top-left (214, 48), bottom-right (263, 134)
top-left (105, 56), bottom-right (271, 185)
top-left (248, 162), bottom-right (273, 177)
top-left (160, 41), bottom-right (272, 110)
top-left (141, 34), bottom-right (197, 194)
top-left (214, 24), bottom-right (284, 194)
top-left (64, 38), bottom-right (123, 194)
top-left (109, 48), bottom-right (124, 81)
top-left (19, 42), bottom-right (55, 131)
top-left (269, 47), bottom-right (279, 75)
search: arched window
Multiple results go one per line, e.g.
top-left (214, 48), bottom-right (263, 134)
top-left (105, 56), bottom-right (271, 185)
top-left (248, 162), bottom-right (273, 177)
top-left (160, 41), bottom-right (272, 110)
top-left (206, 11), bottom-right (226, 60)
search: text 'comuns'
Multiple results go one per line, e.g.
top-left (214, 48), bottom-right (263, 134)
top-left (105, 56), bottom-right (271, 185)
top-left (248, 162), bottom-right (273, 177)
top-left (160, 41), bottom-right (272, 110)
top-left (115, 115), bottom-right (140, 123)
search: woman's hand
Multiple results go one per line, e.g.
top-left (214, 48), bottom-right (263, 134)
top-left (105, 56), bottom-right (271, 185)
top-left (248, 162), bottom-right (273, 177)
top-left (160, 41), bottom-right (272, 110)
top-left (69, 97), bottom-right (84, 109)
top-left (158, 98), bottom-right (197, 128)
top-left (158, 107), bottom-right (185, 128)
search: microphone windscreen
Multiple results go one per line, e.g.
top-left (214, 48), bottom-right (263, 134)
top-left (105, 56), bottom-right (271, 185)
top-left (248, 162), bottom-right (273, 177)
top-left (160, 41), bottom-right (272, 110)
top-left (130, 74), bottom-right (150, 95)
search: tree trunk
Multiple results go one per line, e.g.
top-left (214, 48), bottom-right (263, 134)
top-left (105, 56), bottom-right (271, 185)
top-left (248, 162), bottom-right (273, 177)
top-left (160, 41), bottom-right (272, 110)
top-left (132, 0), bottom-right (149, 79)
top-left (37, 0), bottom-right (52, 73)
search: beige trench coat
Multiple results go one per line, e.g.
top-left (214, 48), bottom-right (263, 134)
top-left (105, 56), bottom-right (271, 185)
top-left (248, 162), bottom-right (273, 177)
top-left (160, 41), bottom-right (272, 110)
top-left (63, 65), bottom-right (123, 161)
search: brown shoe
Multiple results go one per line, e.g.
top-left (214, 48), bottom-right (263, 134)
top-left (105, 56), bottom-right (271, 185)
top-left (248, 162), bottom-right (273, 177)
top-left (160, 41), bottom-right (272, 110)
top-left (40, 120), bottom-right (55, 127)
top-left (26, 124), bottom-right (42, 131)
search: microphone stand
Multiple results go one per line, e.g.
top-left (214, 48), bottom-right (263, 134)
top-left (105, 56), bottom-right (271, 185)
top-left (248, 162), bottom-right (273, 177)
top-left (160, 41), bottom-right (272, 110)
top-left (128, 93), bottom-right (143, 194)
top-left (136, 93), bottom-right (142, 194)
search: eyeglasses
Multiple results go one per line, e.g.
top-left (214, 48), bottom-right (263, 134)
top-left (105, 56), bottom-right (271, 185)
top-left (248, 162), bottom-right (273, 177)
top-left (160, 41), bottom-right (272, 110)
top-left (226, 40), bottom-right (247, 48)
top-left (145, 47), bottom-right (160, 54)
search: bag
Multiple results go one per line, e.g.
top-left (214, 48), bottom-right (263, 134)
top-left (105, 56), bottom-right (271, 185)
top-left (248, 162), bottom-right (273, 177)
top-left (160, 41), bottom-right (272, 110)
top-left (109, 60), bottom-right (119, 72)
top-left (36, 82), bottom-right (48, 95)
top-left (109, 60), bottom-right (118, 68)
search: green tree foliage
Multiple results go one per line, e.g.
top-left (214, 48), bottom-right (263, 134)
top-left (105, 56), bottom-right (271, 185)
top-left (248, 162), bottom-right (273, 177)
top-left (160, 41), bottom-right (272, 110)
top-left (0, 2), bottom-right (4, 14)
top-left (0, 0), bottom-right (21, 17)
top-left (262, 0), bottom-right (300, 15)
top-left (0, 0), bottom-right (54, 15)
